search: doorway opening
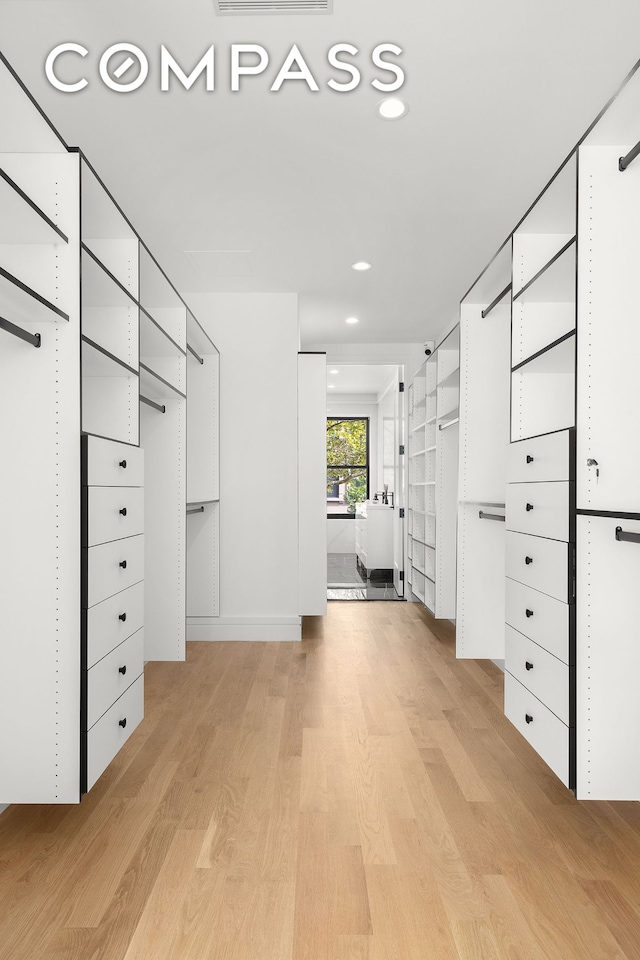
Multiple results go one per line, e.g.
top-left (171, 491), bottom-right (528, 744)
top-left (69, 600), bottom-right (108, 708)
top-left (325, 363), bottom-right (405, 601)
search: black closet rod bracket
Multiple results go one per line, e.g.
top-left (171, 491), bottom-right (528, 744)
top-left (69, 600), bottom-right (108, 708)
top-left (187, 505), bottom-right (205, 515)
top-left (619, 142), bottom-right (640, 172)
top-left (615, 525), bottom-right (640, 544)
top-left (481, 283), bottom-right (511, 319)
top-left (0, 316), bottom-right (41, 348)
top-left (140, 394), bottom-right (165, 414)
top-left (187, 343), bottom-right (204, 365)
top-left (479, 510), bottom-right (505, 522)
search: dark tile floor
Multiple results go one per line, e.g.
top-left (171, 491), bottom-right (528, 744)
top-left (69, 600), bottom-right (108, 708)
top-left (327, 553), bottom-right (402, 601)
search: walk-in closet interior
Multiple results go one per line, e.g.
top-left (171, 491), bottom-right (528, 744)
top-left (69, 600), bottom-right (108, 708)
top-left (1, 0), bottom-right (640, 817)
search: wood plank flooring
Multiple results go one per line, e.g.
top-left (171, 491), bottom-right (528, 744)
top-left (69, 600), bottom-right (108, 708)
top-left (2, 600), bottom-right (640, 959)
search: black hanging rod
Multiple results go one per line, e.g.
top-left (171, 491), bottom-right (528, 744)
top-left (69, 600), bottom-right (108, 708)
top-left (0, 315), bottom-right (40, 348)
top-left (140, 394), bottom-right (165, 414)
top-left (615, 525), bottom-right (640, 544)
top-left (187, 505), bottom-right (205, 515)
top-left (187, 343), bottom-right (204, 365)
top-left (619, 142), bottom-right (640, 172)
top-left (481, 283), bottom-right (511, 319)
top-left (479, 510), bottom-right (505, 522)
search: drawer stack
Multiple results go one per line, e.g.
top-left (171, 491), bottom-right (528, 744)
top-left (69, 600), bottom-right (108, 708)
top-left (504, 429), bottom-right (575, 787)
top-left (81, 436), bottom-right (145, 792)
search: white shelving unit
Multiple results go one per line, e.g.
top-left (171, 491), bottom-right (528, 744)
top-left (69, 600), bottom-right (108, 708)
top-left (0, 53), bottom-right (220, 804)
top-left (186, 311), bottom-right (221, 621)
top-left (456, 245), bottom-right (511, 660)
top-left (407, 330), bottom-right (459, 619)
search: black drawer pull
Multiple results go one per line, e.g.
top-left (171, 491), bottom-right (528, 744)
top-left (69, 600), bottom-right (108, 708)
top-left (525, 714), bottom-right (533, 724)
top-left (119, 718), bottom-right (127, 729)
top-left (525, 503), bottom-right (534, 512)
top-left (119, 460), bottom-right (127, 469)
top-left (119, 560), bottom-right (127, 569)
top-left (526, 455), bottom-right (534, 464)
top-left (119, 612), bottom-right (127, 622)
top-left (525, 661), bottom-right (533, 671)
top-left (119, 665), bottom-right (127, 675)
top-left (525, 609), bottom-right (534, 618)
top-left (119, 507), bottom-right (127, 517)
top-left (525, 556), bottom-right (533, 564)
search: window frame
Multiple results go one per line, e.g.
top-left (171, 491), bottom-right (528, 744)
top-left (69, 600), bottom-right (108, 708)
top-left (326, 415), bottom-right (370, 520)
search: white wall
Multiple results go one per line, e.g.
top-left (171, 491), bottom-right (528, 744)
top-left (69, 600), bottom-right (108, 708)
top-left (186, 292), bottom-right (301, 641)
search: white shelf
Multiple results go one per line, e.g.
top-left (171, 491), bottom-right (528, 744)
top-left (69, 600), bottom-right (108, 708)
top-left (437, 365), bottom-right (460, 389)
top-left (513, 237), bottom-right (576, 304)
top-left (140, 308), bottom-right (185, 358)
top-left (140, 362), bottom-right (186, 402)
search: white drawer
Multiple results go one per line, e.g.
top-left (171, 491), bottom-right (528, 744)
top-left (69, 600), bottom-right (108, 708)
top-left (507, 431), bottom-right (571, 483)
top-left (505, 579), bottom-right (570, 662)
top-left (85, 487), bottom-right (144, 547)
top-left (505, 626), bottom-right (569, 724)
top-left (86, 580), bottom-right (144, 667)
top-left (504, 672), bottom-right (569, 786)
top-left (505, 531), bottom-right (570, 602)
top-left (84, 435), bottom-right (144, 487)
top-left (85, 534), bottom-right (145, 607)
top-left (86, 675), bottom-right (144, 791)
top-left (87, 629), bottom-right (144, 729)
top-left (506, 481), bottom-right (571, 541)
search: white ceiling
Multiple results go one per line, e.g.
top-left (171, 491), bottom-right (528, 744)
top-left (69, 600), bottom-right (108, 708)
top-left (326, 364), bottom-right (396, 397)
top-left (2, 1), bottom-right (640, 346)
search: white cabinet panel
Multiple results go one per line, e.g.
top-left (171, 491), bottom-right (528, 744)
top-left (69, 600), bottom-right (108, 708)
top-left (86, 580), bottom-right (144, 668)
top-left (506, 481), bottom-right (571, 541)
top-left (576, 514), bottom-right (640, 800)
top-left (87, 629), bottom-right (144, 729)
top-left (577, 146), bottom-right (640, 514)
top-left (504, 672), bottom-right (569, 786)
top-left (86, 534), bottom-right (145, 607)
top-left (86, 675), bottom-right (144, 791)
top-left (507, 430), bottom-right (571, 484)
top-left (85, 435), bottom-right (144, 487)
top-left (505, 531), bottom-right (570, 602)
top-left (86, 486), bottom-right (144, 546)
top-left (505, 626), bottom-right (569, 724)
top-left (505, 578), bottom-right (569, 663)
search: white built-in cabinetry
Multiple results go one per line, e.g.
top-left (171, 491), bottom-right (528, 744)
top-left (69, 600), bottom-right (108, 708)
top-left (449, 60), bottom-right (640, 799)
top-left (407, 329), bottom-right (459, 616)
top-left (0, 53), bottom-right (220, 804)
top-left (455, 245), bottom-right (511, 659)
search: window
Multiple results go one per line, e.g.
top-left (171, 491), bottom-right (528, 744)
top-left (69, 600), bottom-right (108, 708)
top-left (326, 417), bottom-right (369, 517)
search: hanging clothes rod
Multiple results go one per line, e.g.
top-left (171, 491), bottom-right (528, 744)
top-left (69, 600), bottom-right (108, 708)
top-left (481, 283), bottom-right (511, 319)
top-left (187, 505), bottom-right (205, 515)
top-left (0, 315), bottom-right (41, 348)
top-left (187, 343), bottom-right (204, 365)
top-left (619, 142), bottom-right (640, 172)
top-left (439, 416), bottom-right (459, 431)
top-left (479, 510), bottom-right (505, 522)
top-left (140, 394), bottom-right (165, 414)
top-left (615, 526), bottom-right (640, 544)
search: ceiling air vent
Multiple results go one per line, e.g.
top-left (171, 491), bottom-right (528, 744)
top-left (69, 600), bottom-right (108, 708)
top-left (215, 0), bottom-right (332, 14)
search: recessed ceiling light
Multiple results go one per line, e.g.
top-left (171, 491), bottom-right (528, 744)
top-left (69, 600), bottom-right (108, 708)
top-left (345, 316), bottom-right (359, 324)
top-left (351, 261), bottom-right (372, 271)
top-left (328, 384), bottom-right (336, 389)
top-left (377, 98), bottom-right (409, 120)
top-left (330, 369), bottom-right (339, 374)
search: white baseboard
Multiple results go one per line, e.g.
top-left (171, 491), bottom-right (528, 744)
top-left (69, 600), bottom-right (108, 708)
top-left (492, 659), bottom-right (505, 671)
top-left (0, 804), bottom-right (9, 815)
top-left (186, 616), bottom-right (302, 642)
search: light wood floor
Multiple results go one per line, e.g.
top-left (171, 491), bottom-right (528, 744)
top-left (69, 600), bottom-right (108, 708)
top-left (2, 601), bottom-right (640, 959)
